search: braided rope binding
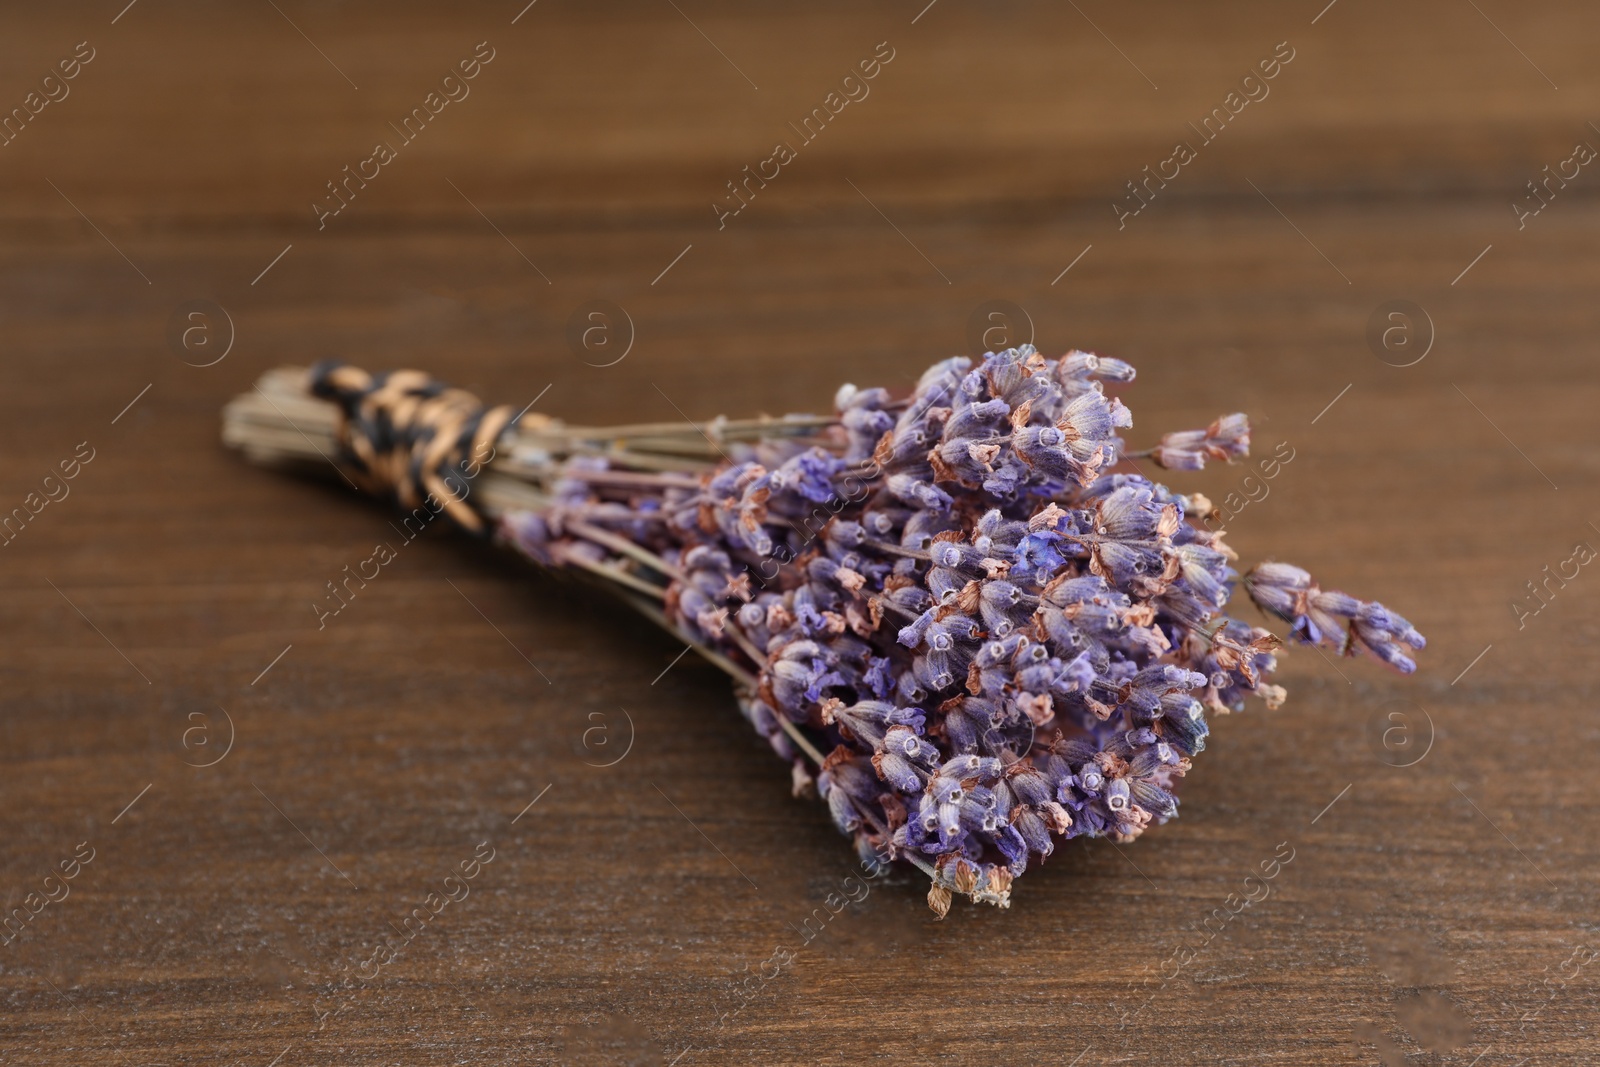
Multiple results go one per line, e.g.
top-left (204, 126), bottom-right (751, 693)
top-left (308, 361), bottom-right (527, 535)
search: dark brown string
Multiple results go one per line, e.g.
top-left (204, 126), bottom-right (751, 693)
top-left (308, 361), bottom-right (530, 534)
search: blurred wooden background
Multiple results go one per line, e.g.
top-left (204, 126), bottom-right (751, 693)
top-left (2, 2), bottom-right (1597, 1064)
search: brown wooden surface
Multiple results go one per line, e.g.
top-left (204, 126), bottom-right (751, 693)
top-left (2, 2), bottom-right (1597, 1064)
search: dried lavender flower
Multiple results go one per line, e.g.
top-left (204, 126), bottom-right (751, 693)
top-left (1149, 413), bottom-right (1252, 470)
top-left (228, 346), bottom-right (1426, 916)
top-left (1243, 562), bottom-right (1426, 673)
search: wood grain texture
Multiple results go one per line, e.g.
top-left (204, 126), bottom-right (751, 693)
top-left (1, 2), bottom-right (1597, 1064)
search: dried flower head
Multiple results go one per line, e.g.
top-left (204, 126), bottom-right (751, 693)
top-left (497, 345), bottom-right (1426, 911)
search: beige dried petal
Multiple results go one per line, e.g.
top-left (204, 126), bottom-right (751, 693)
top-left (951, 859), bottom-right (979, 895)
top-left (1017, 692), bottom-right (1056, 726)
top-left (1029, 502), bottom-right (1068, 531)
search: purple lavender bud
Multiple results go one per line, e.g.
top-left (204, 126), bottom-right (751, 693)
top-left (1014, 530), bottom-right (1067, 580)
top-left (1357, 602), bottom-right (1425, 646)
top-left (881, 421), bottom-right (933, 465)
top-left (738, 694), bottom-right (781, 739)
top-left (885, 725), bottom-right (939, 765)
top-left (1128, 750), bottom-right (1164, 777)
top-left (1058, 349), bottom-right (1137, 385)
top-left (862, 509), bottom-right (897, 538)
top-left (1008, 765), bottom-right (1054, 806)
top-left (976, 633), bottom-right (1027, 668)
top-left (1016, 664), bottom-right (1055, 692)
top-left (875, 750), bottom-right (922, 793)
top-left (980, 579), bottom-right (1024, 610)
top-left (1173, 543), bottom-right (1233, 609)
top-left (935, 755), bottom-right (977, 780)
top-left (895, 671), bottom-right (927, 706)
top-left (921, 617), bottom-right (953, 652)
top-left (854, 832), bottom-right (887, 873)
top-left (970, 803), bottom-right (1003, 837)
top-left (1151, 435), bottom-right (1209, 470)
top-left (1073, 805), bottom-right (1107, 838)
top-left (927, 541), bottom-right (962, 569)
top-left (826, 782), bottom-right (862, 832)
top-left (977, 507), bottom-right (1027, 543)
top-left (981, 459), bottom-right (1027, 497)
top-left (995, 822), bottom-right (1034, 867)
top-left (1151, 413), bottom-right (1250, 470)
top-left (1011, 426), bottom-right (1078, 483)
top-left (915, 355), bottom-right (972, 393)
top-left (888, 705), bottom-right (926, 730)
top-left (926, 566), bottom-right (966, 605)
top-left (944, 705), bottom-right (980, 752)
top-left (901, 812), bottom-right (930, 853)
top-left (1012, 808), bottom-right (1054, 856)
top-left (937, 800), bottom-right (963, 844)
top-left (769, 640), bottom-right (827, 711)
top-left (1096, 484), bottom-right (1169, 540)
top-left (1061, 650), bottom-right (1096, 692)
top-left (944, 397), bottom-right (1011, 440)
top-left (842, 405), bottom-right (894, 451)
top-left (1161, 699), bottom-right (1209, 755)
top-left (902, 508), bottom-right (950, 546)
top-left (1351, 601), bottom-right (1426, 673)
top-left (1059, 388), bottom-right (1125, 453)
top-left (896, 608), bottom-right (937, 649)
top-left (834, 382), bottom-right (890, 412)
top-left (804, 668), bottom-right (846, 705)
top-left (806, 557), bottom-right (854, 594)
top-left (827, 520), bottom-right (867, 549)
top-left (913, 651), bottom-right (960, 692)
top-left (1157, 693), bottom-right (1201, 723)
top-left (943, 615), bottom-right (982, 642)
top-left (827, 700), bottom-right (891, 745)
top-left (862, 656), bottom-right (896, 699)
top-left (777, 448), bottom-right (846, 503)
top-left (1093, 540), bottom-right (1171, 594)
top-left (792, 598), bottom-right (826, 635)
top-left (1246, 561), bottom-right (1310, 602)
top-left (980, 346), bottom-right (1031, 398)
top-left (1130, 779), bottom-right (1177, 819)
top-left (931, 775), bottom-right (964, 805)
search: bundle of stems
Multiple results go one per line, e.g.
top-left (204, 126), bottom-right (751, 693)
top-left (223, 364), bottom-right (833, 753)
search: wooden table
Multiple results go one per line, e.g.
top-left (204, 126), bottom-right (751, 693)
top-left (2, 2), bottom-right (1596, 1063)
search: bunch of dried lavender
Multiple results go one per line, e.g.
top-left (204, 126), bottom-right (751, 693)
top-left (223, 347), bottom-right (1424, 915)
